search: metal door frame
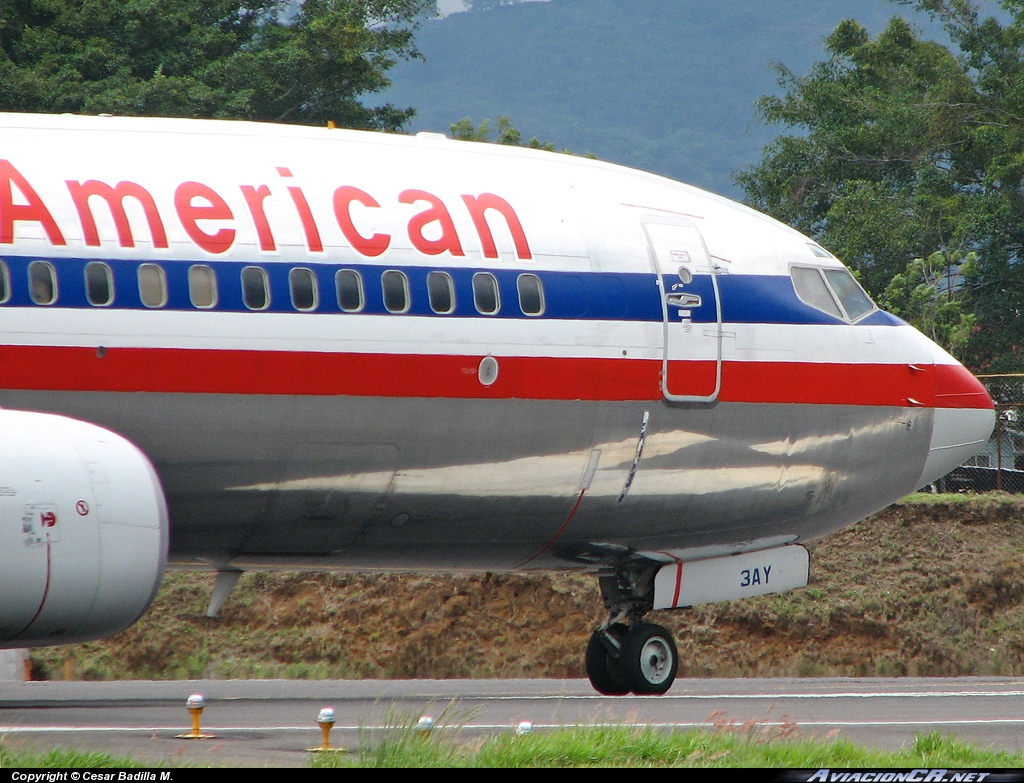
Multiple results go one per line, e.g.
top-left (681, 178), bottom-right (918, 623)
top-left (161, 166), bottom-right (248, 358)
top-left (641, 215), bottom-right (723, 403)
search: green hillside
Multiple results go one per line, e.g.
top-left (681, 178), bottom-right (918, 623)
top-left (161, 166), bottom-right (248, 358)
top-left (378, 0), bottom-right (932, 197)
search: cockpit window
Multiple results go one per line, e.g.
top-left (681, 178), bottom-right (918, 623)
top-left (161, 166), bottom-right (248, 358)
top-left (791, 264), bottom-right (877, 323)
top-left (807, 242), bottom-right (832, 259)
top-left (790, 266), bottom-right (843, 319)
top-left (824, 268), bottom-right (875, 321)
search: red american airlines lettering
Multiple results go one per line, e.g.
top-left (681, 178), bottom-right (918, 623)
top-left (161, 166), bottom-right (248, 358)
top-left (0, 114), bottom-right (993, 695)
top-left (0, 159), bottom-right (532, 260)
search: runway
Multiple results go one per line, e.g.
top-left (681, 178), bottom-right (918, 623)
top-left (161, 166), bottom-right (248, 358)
top-left (3, 678), bottom-right (1024, 767)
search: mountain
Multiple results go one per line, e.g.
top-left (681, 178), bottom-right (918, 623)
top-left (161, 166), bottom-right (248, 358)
top-left (377, 0), bottom-right (940, 197)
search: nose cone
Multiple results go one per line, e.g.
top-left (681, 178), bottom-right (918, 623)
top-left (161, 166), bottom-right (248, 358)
top-left (916, 355), bottom-right (995, 488)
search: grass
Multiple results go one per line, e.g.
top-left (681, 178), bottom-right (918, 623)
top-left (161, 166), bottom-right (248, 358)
top-left (0, 746), bottom-right (158, 768)
top-left (312, 722), bottom-right (1024, 768)
top-left (898, 491), bottom-right (1024, 506)
top-left (5, 721), bottom-right (1024, 768)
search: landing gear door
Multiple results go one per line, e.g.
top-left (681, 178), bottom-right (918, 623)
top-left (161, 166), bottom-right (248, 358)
top-left (642, 217), bottom-right (722, 402)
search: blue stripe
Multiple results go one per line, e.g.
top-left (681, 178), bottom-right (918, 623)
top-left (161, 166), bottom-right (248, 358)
top-left (715, 275), bottom-right (900, 326)
top-left (0, 255), bottom-right (901, 326)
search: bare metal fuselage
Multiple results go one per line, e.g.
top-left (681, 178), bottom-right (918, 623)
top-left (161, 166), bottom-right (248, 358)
top-left (0, 391), bottom-right (930, 572)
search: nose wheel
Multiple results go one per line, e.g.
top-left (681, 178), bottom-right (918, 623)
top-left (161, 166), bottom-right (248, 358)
top-left (586, 621), bottom-right (679, 695)
top-left (619, 623), bottom-right (678, 694)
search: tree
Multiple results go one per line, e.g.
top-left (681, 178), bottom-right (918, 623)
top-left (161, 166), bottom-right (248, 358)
top-left (449, 115), bottom-right (595, 158)
top-left (735, 1), bottom-right (1024, 371)
top-left (450, 116), bottom-right (556, 150)
top-left (735, 15), bottom-right (976, 295)
top-left (0, 0), bottom-right (435, 130)
top-left (881, 251), bottom-right (978, 357)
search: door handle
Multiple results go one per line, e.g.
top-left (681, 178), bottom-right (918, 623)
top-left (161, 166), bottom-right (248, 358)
top-left (666, 292), bottom-right (702, 308)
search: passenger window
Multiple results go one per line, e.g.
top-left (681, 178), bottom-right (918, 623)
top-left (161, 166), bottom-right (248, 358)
top-left (29, 261), bottom-right (57, 305)
top-left (336, 269), bottom-right (364, 312)
top-left (517, 274), bottom-right (544, 316)
top-left (138, 263), bottom-right (167, 308)
top-left (241, 266), bottom-right (270, 310)
top-left (427, 271), bottom-right (455, 314)
top-left (824, 268), bottom-right (875, 321)
top-left (473, 272), bottom-right (500, 315)
top-left (189, 266), bottom-right (219, 309)
top-left (382, 270), bottom-right (409, 313)
top-left (0, 261), bottom-right (9, 304)
top-left (84, 262), bottom-right (114, 306)
top-left (188, 265), bottom-right (217, 309)
top-left (790, 266), bottom-right (842, 320)
top-left (289, 268), bottom-right (318, 311)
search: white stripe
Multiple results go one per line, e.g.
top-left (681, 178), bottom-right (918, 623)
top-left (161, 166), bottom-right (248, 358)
top-left (481, 689), bottom-right (1024, 700)
top-left (0, 308), bottom-right (939, 366)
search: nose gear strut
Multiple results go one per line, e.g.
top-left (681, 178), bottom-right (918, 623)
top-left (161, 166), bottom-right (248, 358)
top-left (586, 564), bottom-right (679, 695)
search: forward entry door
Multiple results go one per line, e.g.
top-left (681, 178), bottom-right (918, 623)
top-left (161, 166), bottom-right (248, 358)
top-left (642, 217), bottom-right (722, 402)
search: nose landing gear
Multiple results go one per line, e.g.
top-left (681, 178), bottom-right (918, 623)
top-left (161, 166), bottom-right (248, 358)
top-left (585, 567), bottom-right (679, 695)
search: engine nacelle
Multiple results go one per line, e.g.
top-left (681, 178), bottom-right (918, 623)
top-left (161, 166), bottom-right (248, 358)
top-left (0, 410), bottom-right (167, 647)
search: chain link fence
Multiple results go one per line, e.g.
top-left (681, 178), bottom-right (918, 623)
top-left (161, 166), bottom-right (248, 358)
top-left (937, 373), bottom-right (1024, 494)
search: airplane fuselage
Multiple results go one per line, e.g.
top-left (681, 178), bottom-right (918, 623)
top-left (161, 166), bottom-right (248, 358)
top-left (0, 115), bottom-right (993, 690)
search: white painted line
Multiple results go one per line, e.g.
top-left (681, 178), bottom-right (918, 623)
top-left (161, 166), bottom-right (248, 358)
top-left (484, 690), bottom-right (1024, 701)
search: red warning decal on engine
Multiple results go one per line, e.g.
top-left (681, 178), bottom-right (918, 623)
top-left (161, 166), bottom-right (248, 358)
top-left (76, 500), bottom-right (89, 516)
top-left (22, 504), bottom-right (59, 544)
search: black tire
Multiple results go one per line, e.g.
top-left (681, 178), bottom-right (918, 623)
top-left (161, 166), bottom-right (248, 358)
top-left (585, 624), bottom-right (629, 695)
top-left (619, 623), bottom-right (678, 695)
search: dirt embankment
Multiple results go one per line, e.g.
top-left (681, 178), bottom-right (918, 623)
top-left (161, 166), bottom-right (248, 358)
top-left (28, 496), bottom-right (1024, 680)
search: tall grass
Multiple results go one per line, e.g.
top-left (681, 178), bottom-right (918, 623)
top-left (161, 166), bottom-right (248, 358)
top-left (0, 745), bottom-right (155, 768)
top-left (5, 726), bottom-right (1023, 768)
top-left (312, 714), bottom-right (1024, 768)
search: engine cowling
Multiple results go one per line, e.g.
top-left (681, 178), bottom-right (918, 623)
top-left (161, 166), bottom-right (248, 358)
top-left (0, 410), bottom-right (167, 647)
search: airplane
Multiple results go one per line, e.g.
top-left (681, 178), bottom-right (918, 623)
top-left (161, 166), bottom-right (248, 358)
top-left (0, 113), bottom-right (994, 695)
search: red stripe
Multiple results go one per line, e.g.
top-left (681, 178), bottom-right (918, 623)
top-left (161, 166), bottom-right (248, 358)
top-left (719, 361), bottom-right (938, 407)
top-left (933, 363), bottom-right (993, 409)
top-left (672, 563), bottom-right (683, 608)
top-left (0, 345), bottom-right (659, 399)
top-left (0, 345), bottom-right (992, 408)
